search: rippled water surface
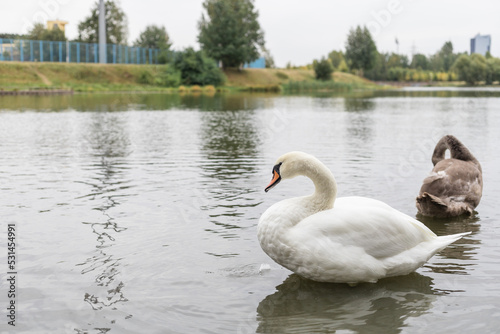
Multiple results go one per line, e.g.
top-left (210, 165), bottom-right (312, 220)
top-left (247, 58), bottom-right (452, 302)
top-left (1, 90), bottom-right (499, 333)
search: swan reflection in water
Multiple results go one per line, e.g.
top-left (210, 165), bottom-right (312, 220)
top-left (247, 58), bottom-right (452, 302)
top-left (257, 273), bottom-right (437, 334)
top-left (418, 213), bottom-right (481, 275)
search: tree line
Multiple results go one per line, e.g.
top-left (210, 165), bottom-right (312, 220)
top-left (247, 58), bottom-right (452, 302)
top-left (2, 0), bottom-right (269, 86)
top-left (315, 25), bottom-right (500, 85)
top-left (4, 1), bottom-right (498, 86)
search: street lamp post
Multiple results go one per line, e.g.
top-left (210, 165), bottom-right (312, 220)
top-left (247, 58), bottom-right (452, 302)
top-left (98, 0), bottom-right (106, 64)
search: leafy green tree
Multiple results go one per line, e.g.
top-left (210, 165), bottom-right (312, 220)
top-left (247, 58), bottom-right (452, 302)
top-left (344, 26), bottom-right (377, 76)
top-left (438, 41), bottom-right (456, 71)
top-left (429, 41), bottom-right (460, 72)
top-left (428, 53), bottom-right (443, 72)
top-left (77, 0), bottom-right (128, 44)
top-left (410, 53), bottom-right (429, 70)
top-left (134, 25), bottom-right (171, 49)
top-left (0, 33), bottom-right (26, 39)
top-left (387, 53), bottom-right (409, 68)
top-left (452, 54), bottom-right (487, 85)
top-left (174, 47), bottom-right (226, 86)
top-left (262, 48), bottom-right (275, 68)
top-left (28, 23), bottom-right (66, 41)
top-left (337, 59), bottom-right (349, 72)
top-left (468, 53), bottom-right (488, 84)
top-left (328, 50), bottom-right (345, 69)
top-left (198, 0), bottom-right (265, 68)
top-left (485, 57), bottom-right (500, 84)
top-left (313, 57), bottom-right (334, 80)
top-left (28, 23), bottom-right (46, 40)
top-left (365, 52), bottom-right (388, 81)
top-left (451, 55), bottom-right (469, 82)
top-left (134, 25), bottom-right (172, 64)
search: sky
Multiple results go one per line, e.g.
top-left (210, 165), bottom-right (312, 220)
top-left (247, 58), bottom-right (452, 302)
top-left (1, 0), bottom-right (499, 67)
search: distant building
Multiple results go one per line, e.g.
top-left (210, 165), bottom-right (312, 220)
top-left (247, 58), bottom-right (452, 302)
top-left (470, 34), bottom-right (491, 56)
top-left (244, 57), bottom-right (265, 69)
top-left (47, 20), bottom-right (68, 31)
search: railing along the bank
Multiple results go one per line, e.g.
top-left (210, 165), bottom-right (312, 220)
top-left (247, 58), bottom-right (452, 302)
top-left (0, 39), bottom-right (159, 65)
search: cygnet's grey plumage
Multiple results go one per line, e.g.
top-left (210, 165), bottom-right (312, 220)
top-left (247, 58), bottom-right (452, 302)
top-left (416, 135), bottom-right (482, 218)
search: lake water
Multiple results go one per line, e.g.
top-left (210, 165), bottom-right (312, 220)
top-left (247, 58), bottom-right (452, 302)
top-left (0, 89), bottom-right (499, 333)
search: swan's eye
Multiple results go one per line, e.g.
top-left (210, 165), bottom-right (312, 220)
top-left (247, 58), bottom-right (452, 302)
top-left (273, 162), bottom-right (283, 174)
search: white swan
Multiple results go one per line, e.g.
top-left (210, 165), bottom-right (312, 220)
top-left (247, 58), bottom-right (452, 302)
top-left (258, 151), bottom-right (470, 284)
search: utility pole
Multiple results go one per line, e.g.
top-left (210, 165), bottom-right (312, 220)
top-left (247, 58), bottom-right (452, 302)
top-left (98, 0), bottom-right (106, 64)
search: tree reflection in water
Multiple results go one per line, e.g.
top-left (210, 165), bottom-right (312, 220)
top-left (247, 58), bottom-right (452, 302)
top-left (75, 112), bottom-right (132, 326)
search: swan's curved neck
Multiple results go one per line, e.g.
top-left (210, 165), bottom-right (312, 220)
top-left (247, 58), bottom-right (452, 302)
top-left (432, 135), bottom-right (478, 166)
top-left (303, 161), bottom-right (337, 211)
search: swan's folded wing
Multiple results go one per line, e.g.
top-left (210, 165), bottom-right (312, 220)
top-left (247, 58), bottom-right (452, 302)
top-left (289, 198), bottom-right (436, 260)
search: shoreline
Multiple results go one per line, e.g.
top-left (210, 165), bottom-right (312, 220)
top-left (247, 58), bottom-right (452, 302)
top-left (2, 61), bottom-right (497, 94)
top-left (0, 89), bottom-right (73, 96)
top-left (0, 61), bottom-right (381, 93)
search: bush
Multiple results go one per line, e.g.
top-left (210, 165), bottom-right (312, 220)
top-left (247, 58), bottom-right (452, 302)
top-left (173, 47), bottom-right (226, 86)
top-left (387, 67), bottom-right (406, 81)
top-left (313, 57), bottom-right (334, 81)
top-left (138, 70), bottom-right (154, 84)
top-left (435, 72), bottom-right (447, 81)
top-left (190, 85), bottom-right (202, 92)
top-left (204, 85), bottom-right (216, 93)
top-left (158, 49), bottom-right (174, 64)
top-left (337, 59), bottom-right (349, 72)
top-left (275, 71), bottom-right (289, 80)
top-left (156, 65), bottom-right (181, 87)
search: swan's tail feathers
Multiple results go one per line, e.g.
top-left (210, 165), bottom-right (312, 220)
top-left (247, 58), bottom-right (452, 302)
top-left (417, 192), bottom-right (447, 207)
top-left (416, 192), bottom-right (474, 217)
top-left (434, 231), bottom-right (471, 253)
top-left (416, 192), bottom-right (448, 217)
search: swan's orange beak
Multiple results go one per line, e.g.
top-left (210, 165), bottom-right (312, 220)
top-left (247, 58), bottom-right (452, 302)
top-left (265, 163), bottom-right (282, 192)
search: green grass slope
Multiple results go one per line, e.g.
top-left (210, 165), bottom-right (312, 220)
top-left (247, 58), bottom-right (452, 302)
top-left (0, 61), bottom-right (383, 93)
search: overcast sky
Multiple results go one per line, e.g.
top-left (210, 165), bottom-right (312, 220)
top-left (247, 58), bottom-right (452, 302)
top-left (2, 0), bottom-right (499, 67)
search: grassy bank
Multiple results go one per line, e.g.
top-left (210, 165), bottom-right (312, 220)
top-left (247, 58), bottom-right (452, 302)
top-left (0, 62), bottom-right (170, 92)
top-left (0, 61), bottom-right (383, 93)
top-left (223, 68), bottom-right (383, 92)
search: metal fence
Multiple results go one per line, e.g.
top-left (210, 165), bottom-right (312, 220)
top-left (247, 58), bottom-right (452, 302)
top-left (0, 39), bottom-right (159, 64)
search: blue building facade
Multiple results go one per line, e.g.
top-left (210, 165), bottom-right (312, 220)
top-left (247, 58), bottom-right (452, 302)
top-left (470, 34), bottom-right (491, 56)
top-left (244, 57), bottom-right (265, 68)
